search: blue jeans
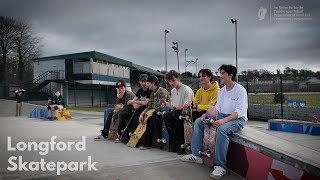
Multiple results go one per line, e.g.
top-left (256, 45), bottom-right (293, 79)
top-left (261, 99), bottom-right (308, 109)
top-left (104, 108), bottom-right (114, 125)
top-left (191, 114), bottom-right (245, 168)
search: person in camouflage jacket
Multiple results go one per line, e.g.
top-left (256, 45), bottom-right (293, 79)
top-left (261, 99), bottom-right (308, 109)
top-left (138, 75), bottom-right (170, 150)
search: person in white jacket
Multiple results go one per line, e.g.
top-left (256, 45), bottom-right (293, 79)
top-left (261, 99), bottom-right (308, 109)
top-left (182, 64), bottom-right (248, 179)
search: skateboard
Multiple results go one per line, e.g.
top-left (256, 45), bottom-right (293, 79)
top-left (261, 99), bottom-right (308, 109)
top-left (156, 107), bottom-right (170, 151)
top-left (179, 107), bottom-right (193, 154)
top-left (198, 106), bottom-right (218, 167)
top-left (128, 109), bottom-right (155, 148)
top-left (120, 110), bottom-right (136, 144)
top-left (57, 108), bottom-right (72, 120)
top-left (108, 103), bottom-right (124, 140)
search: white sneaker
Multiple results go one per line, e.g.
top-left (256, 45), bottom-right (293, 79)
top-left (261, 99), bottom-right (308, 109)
top-left (181, 154), bottom-right (203, 164)
top-left (210, 166), bottom-right (226, 179)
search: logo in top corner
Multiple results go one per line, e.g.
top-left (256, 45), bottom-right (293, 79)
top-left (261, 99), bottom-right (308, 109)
top-left (258, 6), bottom-right (267, 21)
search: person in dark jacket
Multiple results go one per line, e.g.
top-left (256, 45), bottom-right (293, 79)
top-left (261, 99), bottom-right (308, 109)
top-left (47, 91), bottom-right (65, 120)
top-left (94, 80), bottom-right (135, 141)
top-left (15, 88), bottom-right (25, 116)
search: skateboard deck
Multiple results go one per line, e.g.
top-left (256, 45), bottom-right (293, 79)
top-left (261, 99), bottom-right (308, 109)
top-left (120, 110), bottom-right (136, 144)
top-left (57, 108), bottom-right (72, 120)
top-left (156, 107), bottom-right (169, 151)
top-left (128, 109), bottom-right (155, 148)
top-left (108, 103), bottom-right (124, 140)
top-left (199, 106), bottom-right (218, 167)
top-left (179, 107), bottom-right (193, 154)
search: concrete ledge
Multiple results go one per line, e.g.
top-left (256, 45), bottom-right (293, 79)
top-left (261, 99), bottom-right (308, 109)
top-left (230, 126), bottom-right (320, 177)
top-left (268, 119), bottom-right (320, 135)
top-left (0, 99), bottom-right (46, 117)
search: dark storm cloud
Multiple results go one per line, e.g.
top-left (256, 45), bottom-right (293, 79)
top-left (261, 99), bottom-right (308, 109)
top-left (0, 0), bottom-right (319, 74)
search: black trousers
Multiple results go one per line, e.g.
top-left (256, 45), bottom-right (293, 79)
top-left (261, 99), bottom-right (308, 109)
top-left (143, 111), bottom-right (162, 147)
top-left (192, 110), bottom-right (206, 120)
top-left (121, 105), bottom-right (147, 144)
top-left (101, 105), bottom-right (135, 136)
top-left (163, 110), bottom-right (184, 146)
top-left (117, 105), bottom-right (135, 136)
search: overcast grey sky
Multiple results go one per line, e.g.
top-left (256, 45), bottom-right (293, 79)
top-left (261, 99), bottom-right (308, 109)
top-left (1, 0), bottom-right (319, 74)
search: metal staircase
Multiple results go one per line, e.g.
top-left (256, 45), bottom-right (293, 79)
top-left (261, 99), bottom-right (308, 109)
top-left (25, 71), bottom-right (65, 100)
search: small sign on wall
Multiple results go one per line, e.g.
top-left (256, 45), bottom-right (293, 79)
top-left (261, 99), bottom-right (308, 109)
top-left (288, 100), bottom-right (306, 107)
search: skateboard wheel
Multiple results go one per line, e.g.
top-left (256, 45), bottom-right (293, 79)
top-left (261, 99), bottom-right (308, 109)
top-left (133, 134), bottom-right (137, 138)
top-left (181, 144), bottom-right (184, 148)
top-left (179, 115), bottom-right (184, 120)
top-left (162, 139), bottom-right (166, 143)
top-left (198, 151), bottom-right (202, 156)
top-left (187, 146), bottom-right (191, 151)
top-left (157, 111), bottom-right (161, 115)
top-left (121, 129), bottom-right (124, 133)
top-left (157, 139), bottom-right (161, 143)
top-left (207, 154), bottom-right (211, 158)
top-left (210, 119), bottom-right (214, 124)
top-left (129, 132), bottom-right (133, 136)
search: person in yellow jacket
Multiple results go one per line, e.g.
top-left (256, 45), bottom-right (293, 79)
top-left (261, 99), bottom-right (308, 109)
top-left (186, 69), bottom-right (220, 119)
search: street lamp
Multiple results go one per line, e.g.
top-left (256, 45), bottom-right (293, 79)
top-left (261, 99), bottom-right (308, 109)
top-left (231, 18), bottom-right (238, 82)
top-left (184, 48), bottom-right (188, 78)
top-left (184, 49), bottom-right (188, 72)
top-left (164, 29), bottom-right (169, 73)
top-left (172, 42), bottom-right (180, 73)
top-left (195, 58), bottom-right (198, 76)
top-left (186, 60), bottom-right (196, 74)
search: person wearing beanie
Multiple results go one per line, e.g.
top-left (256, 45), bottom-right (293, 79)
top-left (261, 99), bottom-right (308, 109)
top-left (138, 75), bottom-right (170, 150)
top-left (121, 74), bottom-right (152, 144)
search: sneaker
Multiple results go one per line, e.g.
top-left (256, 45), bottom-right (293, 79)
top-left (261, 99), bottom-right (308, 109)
top-left (181, 154), bottom-right (203, 164)
top-left (47, 117), bottom-right (52, 120)
top-left (139, 146), bottom-right (150, 150)
top-left (94, 135), bottom-right (108, 141)
top-left (53, 117), bottom-right (58, 120)
top-left (210, 166), bottom-right (226, 179)
top-left (114, 138), bottom-right (121, 143)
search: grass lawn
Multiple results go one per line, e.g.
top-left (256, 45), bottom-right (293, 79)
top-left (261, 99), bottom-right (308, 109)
top-left (68, 105), bottom-right (113, 112)
top-left (249, 93), bottom-right (320, 107)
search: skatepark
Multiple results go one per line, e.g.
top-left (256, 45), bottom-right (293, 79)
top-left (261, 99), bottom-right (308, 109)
top-left (0, 100), bottom-right (243, 180)
top-left (0, 100), bottom-right (319, 179)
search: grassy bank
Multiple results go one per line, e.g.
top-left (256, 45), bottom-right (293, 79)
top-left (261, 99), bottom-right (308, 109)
top-left (249, 93), bottom-right (320, 107)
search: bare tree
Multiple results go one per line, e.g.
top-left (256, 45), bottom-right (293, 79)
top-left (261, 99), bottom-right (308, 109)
top-left (0, 16), bottom-right (18, 97)
top-left (15, 20), bottom-right (41, 84)
top-left (0, 16), bottom-right (42, 98)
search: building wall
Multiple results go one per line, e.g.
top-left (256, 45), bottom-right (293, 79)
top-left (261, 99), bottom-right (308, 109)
top-left (92, 61), bottom-right (130, 79)
top-left (33, 59), bottom-right (65, 78)
top-left (33, 59), bottom-right (66, 94)
top-left (67, 83), bottom-right (117, 106)
top-left (73, 61), bottom-right (91, 74)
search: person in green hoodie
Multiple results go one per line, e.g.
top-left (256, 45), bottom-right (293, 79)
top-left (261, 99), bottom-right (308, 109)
top-left (185, 69), bottom-right (220, 119)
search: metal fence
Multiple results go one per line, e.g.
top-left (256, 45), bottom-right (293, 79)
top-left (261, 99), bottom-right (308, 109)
top-left (238, 74), bottom-right (320, 121)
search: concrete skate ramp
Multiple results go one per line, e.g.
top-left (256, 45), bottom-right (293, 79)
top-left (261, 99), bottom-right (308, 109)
top-left (0, 99), bottom-right (46, 117)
